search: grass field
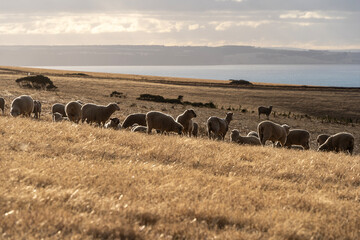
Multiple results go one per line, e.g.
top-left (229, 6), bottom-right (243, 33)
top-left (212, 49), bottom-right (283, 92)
top-left (0, 66), bottom-right (359, 239)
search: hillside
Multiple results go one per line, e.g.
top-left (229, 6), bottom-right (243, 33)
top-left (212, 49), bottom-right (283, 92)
top-left (1, 45), bottom-right (360, 66)
top-left (0, 66), bottom-right (359, 239)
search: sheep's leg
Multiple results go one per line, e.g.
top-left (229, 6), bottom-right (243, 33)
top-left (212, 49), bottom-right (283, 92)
top-left (147, 127), bottom-right (152, 134)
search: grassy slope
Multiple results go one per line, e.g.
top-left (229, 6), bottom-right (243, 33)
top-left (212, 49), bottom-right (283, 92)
top-left (0, 66), bottom-right (360, 239)
top-left (1, 116), bottom-right (359, 239)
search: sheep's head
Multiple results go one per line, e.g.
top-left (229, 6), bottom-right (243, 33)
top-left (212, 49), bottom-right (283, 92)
top-left (177, 123), bottom-right (184, 135)
top-left (282, 124), bottom-right (290, 135)
top-left (110, 117), bottom-right (120, 125)
top-left (109, 103), bottom-right (120, 111)
top-left (187, 109), bottom-right (197, 118)
top-left (10, 108), bottom-right (20, 117)
top-left (226, 112), bottom-right (233, 123)
top-left (230, 129), bottom-right (240, 142)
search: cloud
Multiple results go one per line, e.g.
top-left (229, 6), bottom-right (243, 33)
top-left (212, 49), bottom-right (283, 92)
top-left (212, 20), bottom-right (271, 30)
top-left (0, 13), bottom-right (196, 35)
top-left (280, 11), bottom-right (345, 20)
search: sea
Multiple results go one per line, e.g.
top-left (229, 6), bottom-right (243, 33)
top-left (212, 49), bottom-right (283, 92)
top-left (33, 65), bottom-right (360, 88)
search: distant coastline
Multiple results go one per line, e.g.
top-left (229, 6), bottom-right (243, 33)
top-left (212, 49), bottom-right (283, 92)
top-left (1, 45), bottom-right (360, 66)
top-left (31, 64), bottom-right (360, 88)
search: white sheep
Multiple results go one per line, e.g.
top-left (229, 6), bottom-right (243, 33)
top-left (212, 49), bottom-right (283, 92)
top-left (33, 100), bottom-right (42, 119)
top-left (176, 109), bottom-right (197, 136)
top-left (258, 106), bottom-right (273, 119)
top-left (52, 103), bottom-right (66, 117)
top-left (81, 103), bottom-right (120, 126)
top-left (317, 134), bottom-right (330, 146)
top-left (104, 117), bottom-right (121, 130)
top-left (192, 122), bottom-right (199, 138)
top-left (146, 111), bottom-right (183, 135)
top-left (247, 131), bottom-right (259, 138)
top-left (230, 129), bottom-right (261, 145)
top-left (0, 97), bottom-right (5, 115)
top-left (318, 132), bottom-right (354, 155)
top-left (131, 125), bottom-right (148, 133)
top-left (257, 120), bottom-right (290, 147)
top-left (207, 112), bottom-right (233, 140)
top-left (10, 95), bottom-right (34, 117)
top-left (65, 101), bottom-right (82, 123)
top-left (121, 113), bottom-right (146, 129)
top-left (282, 129), bottom-right (310, 150)
top-left (52, 112), bottom-right (66, 122)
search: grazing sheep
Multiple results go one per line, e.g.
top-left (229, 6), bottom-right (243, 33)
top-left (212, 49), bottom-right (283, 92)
top-left (230, 129), bottom-right (261, 146)
top-left (176, 109), bottom-right (197, 136)
top-left (258, 106), bottom-right (273, 119)
top-left (283, 129), bottom-right (310, 150)
top-left (131, 125), bottom-right (148, 133)
top-left (0, 97), bottom-right (4, 115)
top-left (317, 134), bottom-right (330, 146)
top-left (105, 117), bottom-right (121, 130)
top-left (318, 132), bottom-right (354, 155)
top-left (257, 120), bottom-right (290, 147)
top-left (146, 111), bottom-right (183, 135)
top-left (52, 103), bottom-right (67, 117)
top-left (207, 112), bottom-right (233, 140)
top-left (65, 101), bottom-right (82, 123)
top-left (33, 100), bottom-right (42, 119)
top-left (81, 103), bottom-right (120, 126)
top-left (247, 131), bottom-right (259, 138)
top-left (122, 113), bottom-right (146, 129)
top-left (53, 112), bottom-right (66, 122)
top-left (10, 95), bottom-right (34, 117)
top-left (192, 122), bottom-right (199, 138)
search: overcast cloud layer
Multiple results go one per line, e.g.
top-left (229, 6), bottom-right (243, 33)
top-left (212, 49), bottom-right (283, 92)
top-left (0, 0), bottom-right (359, 49)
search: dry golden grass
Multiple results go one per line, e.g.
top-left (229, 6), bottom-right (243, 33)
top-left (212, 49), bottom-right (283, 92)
top-left (0, 116), bottom-right (359, 239)
top-left (0, 66), bottom-right (360, 239)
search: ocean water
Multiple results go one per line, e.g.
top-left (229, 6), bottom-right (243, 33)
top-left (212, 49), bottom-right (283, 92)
top-left (34, 65), bottom-right (360, 87)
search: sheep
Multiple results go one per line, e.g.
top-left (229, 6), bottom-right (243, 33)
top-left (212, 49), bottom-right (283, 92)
top-left (282, 129), bottom-right (310, 150)
top-left (10, 95), bottom-right (34, 117)
top-left (121, 113), bottom-right (146, 129)
top-left (192, 122), bottom-right (199, 138)
top-left (81, 103), bottom-right (120, 126)
top-left (258, 106), bottom-right (273, 119)
top-left (53, 112), bottom-right (65, 122)
top-left (247, 131), bottom-right (259, 138)
top-left (146, 111), bottom-right (183, 135)
top-left (318, 132), bottom-right (354, 155)
top-left (33, 100), bottom-right (42, 119)
top-left (230, 129), bottom-right (261, 145)
top-left (104, 117), bottom-right (121, 130)
top-left (0, 97), bottom-right (5, 115)
top-left (176, 109), bottom-right (197, 136)
top-left (65, 101), bottom-right (83, 123)
top-left (52, 103), bottom-right (66, 117)
top-left (207, 112), bottom-right (233, 140)
top-left (131, 125), bottom-right (148, 133)
top-left (317, 134), bottom-right (330, 146)
top-left (257, 120), bottom-right (290, 147)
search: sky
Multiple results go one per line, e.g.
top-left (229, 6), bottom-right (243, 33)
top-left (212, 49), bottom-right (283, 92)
top-left (0, 0), bottom-right (359, 50)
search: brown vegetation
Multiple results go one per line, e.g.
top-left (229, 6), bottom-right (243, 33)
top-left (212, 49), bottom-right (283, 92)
top-left (0, 66), bottom-right (359, 239)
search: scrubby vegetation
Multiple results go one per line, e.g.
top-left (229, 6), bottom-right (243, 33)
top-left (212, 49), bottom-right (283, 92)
top-left (15, 75), bottom-right (57, 90)
top-left (137, 94), bottom-right (216, 108)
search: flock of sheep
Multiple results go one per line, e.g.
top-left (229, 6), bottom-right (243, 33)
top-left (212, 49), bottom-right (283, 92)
top-left (1, 95), bottom-right (355, 155)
